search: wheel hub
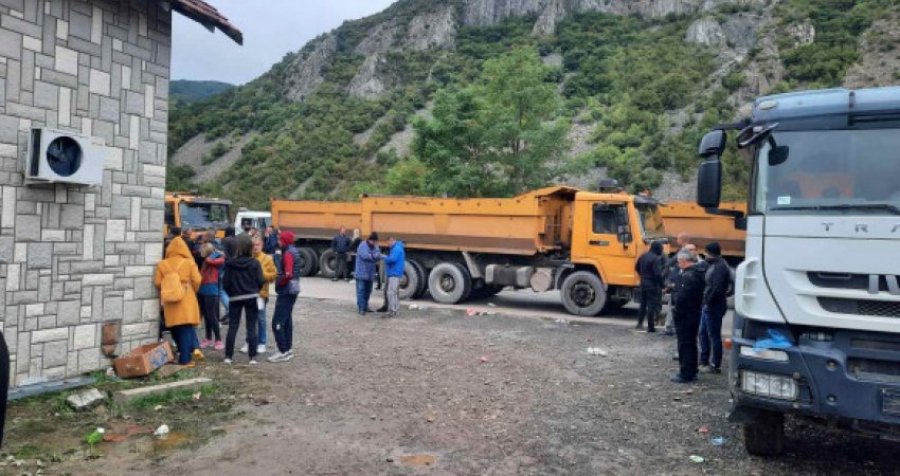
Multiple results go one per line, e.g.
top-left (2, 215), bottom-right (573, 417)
top-left (571, 282), bottom-right (595, 307)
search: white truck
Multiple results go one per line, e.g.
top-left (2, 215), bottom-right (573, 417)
top-left (696, 86), bottom-right (900, 455)
top-left (234, 209), bottom-right (272, 234)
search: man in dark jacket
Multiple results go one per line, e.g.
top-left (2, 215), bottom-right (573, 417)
top-left (672, 250), bottom-right (706, 383)
top-left (635, 241), bottom-right (666, 332)
top-left (330, 227), bottom-right (352, 282)
top-left (221, 226), bottom-right (238, 259)
top-left (263, 226), bottom-right (279, 255)
top-left (699, 242), bottom-right (731, 374)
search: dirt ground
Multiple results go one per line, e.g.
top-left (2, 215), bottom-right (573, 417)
top-left (7, 295), bottom-right (900, 475)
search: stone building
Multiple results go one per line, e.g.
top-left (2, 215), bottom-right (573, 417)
top-left (0, 0), bottom-right (240, 387)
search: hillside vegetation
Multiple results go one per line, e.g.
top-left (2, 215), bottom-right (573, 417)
top-left (169, 80), bottom-right (234, 105)
top-left (167, 0), bottom-right (898, 209)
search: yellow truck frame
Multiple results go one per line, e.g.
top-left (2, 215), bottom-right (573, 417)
top-left (272, 186), bottom-right (669, 316)
top-left (164, 192), bottom-right (233, 240)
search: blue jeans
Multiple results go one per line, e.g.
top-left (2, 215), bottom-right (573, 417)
top-left (356, 279), bottom-right (374, 313)
top-left (247, 298), bottom-right (267, 346)
top-left (219, 289), bottom-right (230, 314)
top-left (272, 293), bottom-right (297, 354)
top-left (699, 304), bottom-right (726, 368)
top-left (171, 325), bottom-right (197, 365)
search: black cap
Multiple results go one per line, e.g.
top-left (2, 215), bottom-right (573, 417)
top-left (368, 232), bottom-right (379, 241)
top-left (705, 242), bottom-right (722, 257)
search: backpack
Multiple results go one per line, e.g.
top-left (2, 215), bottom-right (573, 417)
top-left (159, 260), bottom-right (189, 304)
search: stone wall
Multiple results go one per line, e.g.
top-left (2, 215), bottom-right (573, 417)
top-left (0, 0), bottom-right (170, 386)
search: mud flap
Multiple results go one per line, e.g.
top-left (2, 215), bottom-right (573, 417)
top-left (728, 403), bottom-right (765, 424)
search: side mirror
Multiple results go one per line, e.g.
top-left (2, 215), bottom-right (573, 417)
top-left (768, 145), bottom-right (789, 166)
top-left (617, 225), bottom-right (632, 244)
top-left (698, 130), bottom-right (726, 159)
top-left (697, 159), bottom-right (722, 209)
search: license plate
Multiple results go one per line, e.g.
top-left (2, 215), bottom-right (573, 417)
top-left (883, 388), bottom-right (900, 417)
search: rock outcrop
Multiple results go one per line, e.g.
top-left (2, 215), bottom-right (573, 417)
top-left (284, 35), bottom-right (337, 102)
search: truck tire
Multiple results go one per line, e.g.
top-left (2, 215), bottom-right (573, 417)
top-left (399, 261), bottom-right (421, 300)
top-left (298, 247), bottom-right (318, 277)
top-left (560, 271), bottom-right (607, 316)
top-left (743, 410), bottom-right (785, 456)
top-left (319, 249), bottom-right (338, 279)
top-left (428, 262), bottom-right (472, 304)
top-left (409, 260), bottom-right (428, 299)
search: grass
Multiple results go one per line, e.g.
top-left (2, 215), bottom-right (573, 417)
top-left (126, 384), bottom-right (217, 411)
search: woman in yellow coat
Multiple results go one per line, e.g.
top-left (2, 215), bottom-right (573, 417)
top-left (155, 236), bottom-right (202, 365)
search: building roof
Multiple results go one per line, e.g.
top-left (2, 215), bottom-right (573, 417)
top-left (168, 0), bottom-right (243, 44)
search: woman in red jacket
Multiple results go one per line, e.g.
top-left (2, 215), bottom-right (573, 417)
top-left (198, 243), bottom-right (225, 350)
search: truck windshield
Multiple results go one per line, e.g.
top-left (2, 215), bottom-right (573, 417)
top-left (636, 202), bottom-right (666, 239)
top-left (179, 202), bottom-right (231, 229)
top-left (754, 129), bottom-right (900, 215)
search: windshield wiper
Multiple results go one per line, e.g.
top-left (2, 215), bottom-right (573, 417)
top-left (772, 203), bottom-right (900, 215)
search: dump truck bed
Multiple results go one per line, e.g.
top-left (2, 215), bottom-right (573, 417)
top-left (271, 187), bottom-right (579, 256)
top-left (659, 201), bottom-right (747, 259)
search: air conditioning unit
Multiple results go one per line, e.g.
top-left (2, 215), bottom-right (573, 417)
top-left (26, 128), bottom-right (107, 186)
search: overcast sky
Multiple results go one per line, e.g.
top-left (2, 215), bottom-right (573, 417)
top-left (171, 0), bottom-right (396, 85)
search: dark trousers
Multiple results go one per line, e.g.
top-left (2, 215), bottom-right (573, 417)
top-left (225, 299), bottom-right (259, 359)
top-left (272, 293), bottom-right (297, 353)
top-left (699, 303), bottom-right (727, 368)
top-left (199, 294), bottom-right (221, 341)
top-left (637, 285), bottom-right (661, 331)
top-left (171, 325), bottom-right (197, 365)
top-left (0, 330), bottom-right (9, 447)
top-left (356, 279), bottom-right (374, 313)
top-left (674, 308), bottom-right (702, 380)
top-left (335, 252), bottom-right (349, 280)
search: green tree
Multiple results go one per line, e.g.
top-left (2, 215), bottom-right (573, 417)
top-left (406, 47), bottom-right (569, 197)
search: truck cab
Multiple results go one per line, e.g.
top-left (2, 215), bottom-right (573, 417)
top-left (164, 193), bottom-right (233, 239)
top-left (696, 87), bottom-right (900, 455)
top-left (563, 189), bottom-right (668, 314)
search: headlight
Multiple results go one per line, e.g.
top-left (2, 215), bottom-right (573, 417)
top-left (739, 346), bottom-right (789, 362)
top-left (740, 370), bottom-right (799, 400)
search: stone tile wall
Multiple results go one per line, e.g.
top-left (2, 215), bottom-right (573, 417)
top-left (0, 0), bottom-right (170, 386)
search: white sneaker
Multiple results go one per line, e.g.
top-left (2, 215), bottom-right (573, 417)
top-left (249, 359), bottom-right (258, 366)
top-left (224, 358), bottom-right (233, 365)
top-left (267, 352), bottom-right (284, 363)
top-left (239, 344), bottom-right (249, 354)
top-left (256, 344), bottom-right (267, 354)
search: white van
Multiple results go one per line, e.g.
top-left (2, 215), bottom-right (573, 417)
top-left (235, 209), bottom-right (271, 234)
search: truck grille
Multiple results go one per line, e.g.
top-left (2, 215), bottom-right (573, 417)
top-left (819, 298), bottom-right (900, 318)
top-left (808, 272), bottom-right (898, 293)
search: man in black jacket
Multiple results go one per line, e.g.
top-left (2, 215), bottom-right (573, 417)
top-left (699, 242), bottom-right (731, 374)
top-left (672, 250), bottom-right (706, 383)
top-left (330, 227), bottom-right (352, 282)
top-left (635, 241), bottom-right (665, 332)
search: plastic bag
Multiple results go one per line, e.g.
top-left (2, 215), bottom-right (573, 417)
top-left (753, 329), bottom-right (792, 350)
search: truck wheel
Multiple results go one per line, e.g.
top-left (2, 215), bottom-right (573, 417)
top-left (410, 260), bottom-right (428, 299)
top-left (298, 247), bottom-right (318, 277)
top-left (399, 262), bottom-right (421, 300)
top-left (319, 249), bottom-right (338, 279)
top-left (428, 262), bottom-right (472, 304)
top-left (560, 271), bottom-right (607, 316)
top-left (743, 410), bottom-right (785, 456)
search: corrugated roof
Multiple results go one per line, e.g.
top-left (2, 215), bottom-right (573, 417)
top-left (168, 0), bottom-right (243, 45)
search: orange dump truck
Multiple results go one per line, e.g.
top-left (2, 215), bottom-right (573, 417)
top-left (272, 187), bottom-right (670, 316)
top-left (164, 192), bottom-right (233, 240)
top-left (659, 201), bottom-right (747, 266)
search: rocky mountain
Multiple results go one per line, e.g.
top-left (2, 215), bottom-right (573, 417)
top-left (168, 0), bottom-right (899, 208)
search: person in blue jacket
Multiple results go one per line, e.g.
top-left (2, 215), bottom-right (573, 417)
top-left (355, 232), bottom-right (383, 315)
top-left (383, 237), bottom-right (406, 318)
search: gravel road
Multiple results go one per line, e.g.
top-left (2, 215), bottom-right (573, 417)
top-left (67, 290), bottom-right (900, 475)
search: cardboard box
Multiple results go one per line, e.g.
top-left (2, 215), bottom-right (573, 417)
top-left (113, 342), bottom-right (174, 378)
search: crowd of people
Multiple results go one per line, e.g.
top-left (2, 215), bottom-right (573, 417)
top-left (635, 233), bottom-right (732, 384)
top-left (157, 224), bottom-right (406, 367)
top-left (157, 225), bottom-right (298, 367)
